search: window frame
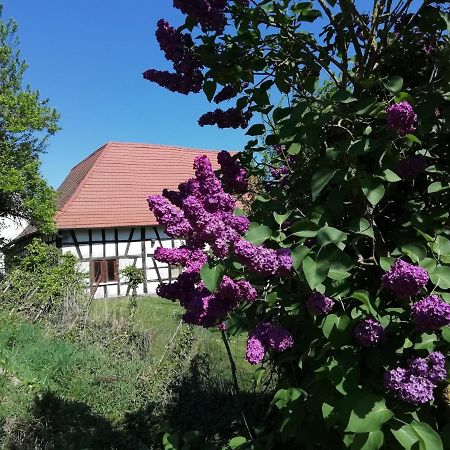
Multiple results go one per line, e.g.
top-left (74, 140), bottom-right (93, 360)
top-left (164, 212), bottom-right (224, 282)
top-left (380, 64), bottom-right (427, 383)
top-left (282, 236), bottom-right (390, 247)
top-left (90, 258), bottom-right (118, 284)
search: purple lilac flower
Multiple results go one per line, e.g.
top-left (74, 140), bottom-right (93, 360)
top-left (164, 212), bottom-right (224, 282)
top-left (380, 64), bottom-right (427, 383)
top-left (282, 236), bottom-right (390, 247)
top-left (214, 85), bottom-right (235, 103)
top-left (276, 249), bottom-right (293, 276)
top-left (427, 352), bottom-right (447, 384)
top-left (385, 352), bottom-right (447, 405)
top-left (173, 0), bottom-right (227, 33)
top-left (149, 154), bottom-right (260, 328)
top-left (218, 321), bottom-right (227, 331)
top-left (386, 101), bottom-right (417, 136)
top-left (154, 246), bottom-right (207, 273)
top-left (354, 318), bottom-right (385, 347)
top-left (245, 322), bottom-right (294, 364)
top-left (147, 195), bottom-right (192, 237)
top-left (155, 19), bottom-right (194, 67)
top-left (246, 335), bottom-right (266, 365)
top-left (143, 19), bottom-right (203, 95)
top-left (233, 239), bottom-right (292, 276)
top-left (306, 292), bottom-right (334, 316)
top-left (411, 295), bottom-right (450, 331)
top-left (382, 259), bottom-right (429, 298)
top-left (198, 108), bottom-right (252, 129)
top-left (396, 155), bottom-right (428, 180)
top-left (217, 150), bottom-right (248, 193)
top-left (142, 68), bottom-right (203, 95)
top-left (384, 369), bottom-right (435, 405)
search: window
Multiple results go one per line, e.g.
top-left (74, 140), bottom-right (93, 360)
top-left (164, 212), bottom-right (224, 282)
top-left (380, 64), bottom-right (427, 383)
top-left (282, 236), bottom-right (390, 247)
top-left (91, 259), bottom-right (118, 284)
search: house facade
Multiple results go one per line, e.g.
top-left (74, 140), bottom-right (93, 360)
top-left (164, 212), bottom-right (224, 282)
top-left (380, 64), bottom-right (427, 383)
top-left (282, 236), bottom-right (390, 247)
top-left (14, 142), bottom-right (223, 298)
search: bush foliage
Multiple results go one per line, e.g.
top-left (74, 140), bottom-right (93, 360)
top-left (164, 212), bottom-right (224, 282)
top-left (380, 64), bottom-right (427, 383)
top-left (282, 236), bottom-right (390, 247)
top-left (145, 1), bottom-right (450, 449)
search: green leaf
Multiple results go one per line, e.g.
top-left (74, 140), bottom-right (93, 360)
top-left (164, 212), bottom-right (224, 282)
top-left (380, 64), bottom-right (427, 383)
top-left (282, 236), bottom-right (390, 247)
top-left (442, 326), bottom-right (450, 344)
top-left (383, 169), bottom-right (401, 183)
top-left (351, 430), bottom-right (384, 450)
top-left (312, 168), bottom-right (337, 201)
top-left (200, 263), bottom-right (225, 293)
top-left (202, 80), bottom-right (216, 102)
top-left (345, 395), bottom-right (392, 433)
top-left (429, 266), bottom-right (450, 289)
top-left (427, 182), bottom-right (450, 194)
top-left (349, 218), bottom-right (374, 238)
top-left (382, 76), bottom-right (403, 94)
top-left (302, 255), bottom-right (329, 289)
top-left (351, 290), bottom-right (377, 316)
top-left (401, 243), bottom-right (427, 263)
top-left (411, 421), bottom-right (443, 450)
top-left (245, 223), bottom-right (272, 245)
top-left (392, 424), bottom-right (420, 450)
top-left (331, 89), bottom-right (357, 103)
top-left (290, 220), bottom-right (320, 237)
top-left (288, 142), bottom-right (301, 155)
top-left (274, 211), bottom-right (291, 225)
top-left (322, 314), bottom-right (351, 339)
top-left (379, 257), bottom-right (395, 271)
top-left (440, 11), bottom-right (450, 32)
top-left (246, 123), bottom-right (266, 136)
top-left (361, 178), bottom-right (385, 206)
top-left (429, 236), bottom-right (450, 258)
top-left (291, 245), bottom-right (310, 270)
top-left (414, 333), bottom-right (437, 351)
top-left (228, 436), bottom-right (248, 449)
top-left (273, 387), bottom-right (302, 409)
top-left (406, 134), bottom-right (422, 145)
top-left (317, 226), bottom-right (348, 245)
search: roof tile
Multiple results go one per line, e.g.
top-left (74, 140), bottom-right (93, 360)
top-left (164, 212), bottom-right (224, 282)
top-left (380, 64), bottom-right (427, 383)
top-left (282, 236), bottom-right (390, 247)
top-left (55, 142), bottom-right (227, 229)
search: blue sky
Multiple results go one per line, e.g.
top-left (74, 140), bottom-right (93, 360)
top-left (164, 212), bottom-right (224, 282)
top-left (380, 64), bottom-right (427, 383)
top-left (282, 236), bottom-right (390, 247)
top-left (3, 1), bottom-right (249, 188)
top-left (3, 1), bottom-right (424, 188)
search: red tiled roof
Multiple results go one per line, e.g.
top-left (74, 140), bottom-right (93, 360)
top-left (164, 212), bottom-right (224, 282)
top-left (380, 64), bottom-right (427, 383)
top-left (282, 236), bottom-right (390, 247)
top-left (55, 142), bottom-right (227, 229)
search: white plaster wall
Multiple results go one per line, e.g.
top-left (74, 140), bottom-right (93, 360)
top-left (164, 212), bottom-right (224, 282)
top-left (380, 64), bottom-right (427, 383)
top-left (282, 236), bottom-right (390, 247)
top-left (0, 218), bottom-right (28, 273)
top-left (60, 226), bottom-right (177, 299)
top-left (91, 243), bottom-right (104, 258)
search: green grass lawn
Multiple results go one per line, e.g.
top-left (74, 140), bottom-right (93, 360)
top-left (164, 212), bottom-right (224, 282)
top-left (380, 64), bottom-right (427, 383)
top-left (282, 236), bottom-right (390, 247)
top-left (0, 297), bottom-right (258, 448)
top-left (89, 296), bottom-right (250, 373)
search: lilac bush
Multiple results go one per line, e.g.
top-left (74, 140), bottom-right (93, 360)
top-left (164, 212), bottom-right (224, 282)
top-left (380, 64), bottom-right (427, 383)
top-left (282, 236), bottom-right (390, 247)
top-left (143, 1), bottom-right (450, 448)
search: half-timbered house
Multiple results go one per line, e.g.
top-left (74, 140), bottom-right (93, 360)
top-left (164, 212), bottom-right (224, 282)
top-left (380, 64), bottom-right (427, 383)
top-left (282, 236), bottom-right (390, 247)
top-left (14, 142), bottom-right (223, 298)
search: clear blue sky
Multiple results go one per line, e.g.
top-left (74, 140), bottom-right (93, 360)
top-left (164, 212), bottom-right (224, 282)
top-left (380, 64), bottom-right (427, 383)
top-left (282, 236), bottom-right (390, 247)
top-left (3, 1), bottom-right (249, 188)
top-left (3, 1), bottom-right (423, 188)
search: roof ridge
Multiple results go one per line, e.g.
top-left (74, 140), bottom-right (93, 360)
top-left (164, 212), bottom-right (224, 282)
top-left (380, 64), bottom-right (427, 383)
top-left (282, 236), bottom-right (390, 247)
top-left (55, 143), bottom-right (110, 221)
top-left (63, 142), bottom-right (108, 176)
top-left (106, 141), bottom-right (232, 153)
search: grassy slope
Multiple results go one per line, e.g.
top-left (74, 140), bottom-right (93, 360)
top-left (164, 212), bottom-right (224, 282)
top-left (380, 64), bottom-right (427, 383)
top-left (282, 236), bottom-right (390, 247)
top-left (0, 296), bottom-right (256, 448)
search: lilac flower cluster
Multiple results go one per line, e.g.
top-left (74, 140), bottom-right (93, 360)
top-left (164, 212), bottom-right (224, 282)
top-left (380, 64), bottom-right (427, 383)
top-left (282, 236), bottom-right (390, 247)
top-left (411, 295), bottom-right (450, 331)
top-left (149, 154), bottom-right (263, 327)
top-left (354, 317), bottom-right (385, 347)
top-left (245, 322), bottom-right (294, 365)
top-left (382, 259), bottom-right (429, 298)
top-left (396, 155), bottom-right (428, 180)
top-left (233, 239), bottom-right (292, 276)
top-left (384, 352), bottom-right (447, 405)
top-left (143, 19), bottom-right (203, 94)
top-left (181, 275), bottom-right (257, 327)
top-left (154, 246), bottom-right (207, 273)
top-left (213, 82), bottom-right (248, 104)
top-left (173, 0), bottom-right (227, 33)
top-left (306, 292), bottom-right (335, 316)
top-left (386, 101), bottom-right (417, 136)
top-left (150, 155), bottom-right (248, 258)
top-left (217, 150), bottom-right (248, 193)
top-left (158, 272), bottom-right (256, 327)
top-left (198, 108), bottom-right (252, 129)
top-left (214, 85), bottom-right (235, 103)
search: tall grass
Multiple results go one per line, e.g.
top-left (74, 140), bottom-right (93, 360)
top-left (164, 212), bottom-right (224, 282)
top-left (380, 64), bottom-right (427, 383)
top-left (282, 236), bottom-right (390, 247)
top-left (0, 297), bottom-right (267, 449)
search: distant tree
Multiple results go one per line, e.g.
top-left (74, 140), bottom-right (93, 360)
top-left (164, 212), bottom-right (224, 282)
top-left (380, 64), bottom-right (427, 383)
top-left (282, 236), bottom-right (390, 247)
top-left (0, 5), bottom-right (59, 233)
